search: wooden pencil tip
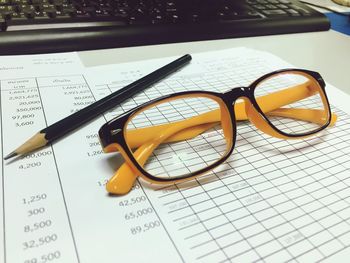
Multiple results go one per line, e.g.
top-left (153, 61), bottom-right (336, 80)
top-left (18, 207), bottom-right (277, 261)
top-left (4, 151), bottom-right (18, 160)
top-left (3, 132), bottom-right (48, 162)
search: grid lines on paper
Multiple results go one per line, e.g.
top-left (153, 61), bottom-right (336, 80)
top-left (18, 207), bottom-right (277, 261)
top-left (156, 109), bottom-right (350, 263)
top-left (100, 57), bottom-right (350, 263)
top-left (162, 82), bottom-right (349, 261)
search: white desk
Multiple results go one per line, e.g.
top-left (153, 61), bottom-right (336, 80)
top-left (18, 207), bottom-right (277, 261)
top-left (79, 29), bottom-right (350, 96)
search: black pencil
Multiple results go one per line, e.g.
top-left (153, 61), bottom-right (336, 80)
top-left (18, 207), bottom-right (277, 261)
top-left (4, 54), bottom-right (192, 160)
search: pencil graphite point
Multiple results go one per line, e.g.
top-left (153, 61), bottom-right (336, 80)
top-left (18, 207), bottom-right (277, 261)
top-left (3, 132), bottom-right (48, 161)
top-left (4, 151), bottom-right (18, 160)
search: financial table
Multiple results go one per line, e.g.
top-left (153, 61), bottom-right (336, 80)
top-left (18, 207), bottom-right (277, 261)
top-left (1, 49), bottom-right (350, 263)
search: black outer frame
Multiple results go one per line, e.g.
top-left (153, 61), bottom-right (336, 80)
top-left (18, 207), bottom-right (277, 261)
top-left (98, 68), bottom-right (332, 183)
top-left (99, 90), bottom-right (238, 183)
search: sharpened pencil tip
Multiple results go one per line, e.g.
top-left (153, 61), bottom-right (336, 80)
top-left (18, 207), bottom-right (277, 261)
top-left (4, 151), bottom-right (18, 160)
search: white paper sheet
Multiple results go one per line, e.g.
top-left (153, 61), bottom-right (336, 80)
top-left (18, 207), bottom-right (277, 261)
top-left (1, 48), bottom-right (350, 263)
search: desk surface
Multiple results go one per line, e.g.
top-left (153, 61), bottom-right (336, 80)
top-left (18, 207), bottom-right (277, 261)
top-left (78, 29), bottom-right (350, 96)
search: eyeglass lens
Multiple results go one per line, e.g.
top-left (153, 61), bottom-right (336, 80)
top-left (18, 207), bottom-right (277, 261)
top-left (254, 71), bottom-right (330, 135)
top-left (125, 95), bottom-right (232, 179)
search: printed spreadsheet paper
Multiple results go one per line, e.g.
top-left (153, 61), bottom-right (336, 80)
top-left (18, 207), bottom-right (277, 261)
top-left (1, 48), bottom-right (350, 263)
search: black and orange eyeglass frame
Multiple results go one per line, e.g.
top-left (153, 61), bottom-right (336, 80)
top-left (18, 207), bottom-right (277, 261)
top-left (99, 69), bottom-right (337, 195)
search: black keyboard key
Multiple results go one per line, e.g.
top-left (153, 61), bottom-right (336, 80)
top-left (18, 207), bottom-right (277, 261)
top-left (289, 4), bottom-right (311, 15)
top-left (11, 0), bottom-right (29, 5)
top-left (254, 5), bottom-right (267, 10)
top-left (75, 9), bottom-right (90, 17)
top-left (0, 16), bottom-right (5, 30)
top-left (262, 9), bottom-right (287, 16)
top-left (276, 4), bottom-right (288, 9)
top-left (0, 5), bottom-right (14, 12)
top-left (0, 0), bottom-right (11, 5)
top-left (50, 0), bottom-right (64, 5)
top-left (7, 12), bottom-right (27, 23)
top-left (150, 13), bottom-right (165, 24)
top-left (80, 6), bottom-right (95, 13)
top-left (41, 4), bottom-right (57, 13)
top-left (266, 4), bottom-right (277, 9)
top-left (54, 11), bottom-right (70, 18)
top-left (285, 9), bottom-right (299, 16)
top-left (18, 5), bottom-right (35, 13)
top-left (94, 9), bottom-right (109, 17)
top-left (61, 4), bottom-right (76, 13)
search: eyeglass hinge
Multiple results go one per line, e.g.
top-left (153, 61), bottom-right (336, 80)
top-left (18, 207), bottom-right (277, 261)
top-left (110, 129), bottom-right (122, 136)
top-left (318, 77), bottom-right (326, 87)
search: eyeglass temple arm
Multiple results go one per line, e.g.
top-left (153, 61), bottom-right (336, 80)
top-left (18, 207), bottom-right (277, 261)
top-left (124, 82), bottom-right (337, 149)
top-left (266, 108), bottom-right (337, 125)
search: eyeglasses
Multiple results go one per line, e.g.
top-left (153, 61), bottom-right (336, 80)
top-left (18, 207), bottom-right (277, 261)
top-left (98, 69), bottom-right (337, 195)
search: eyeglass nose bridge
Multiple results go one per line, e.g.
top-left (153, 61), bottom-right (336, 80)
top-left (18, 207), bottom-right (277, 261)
top-left (225, 87), bottom-right (292, 140)
top-left (223, 86), bottom-right (252, 104)
top-left (222, 86), bottom-right (281, 138)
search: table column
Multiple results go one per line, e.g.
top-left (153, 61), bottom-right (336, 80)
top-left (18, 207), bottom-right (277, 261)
top-left (36, 75), bottom-right (184, 262)
top-left (1, 77), bottom-right (79, 263)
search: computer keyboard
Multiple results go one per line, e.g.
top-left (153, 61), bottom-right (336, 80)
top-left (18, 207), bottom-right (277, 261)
top-left (0, 0), bottom-right (330, 55)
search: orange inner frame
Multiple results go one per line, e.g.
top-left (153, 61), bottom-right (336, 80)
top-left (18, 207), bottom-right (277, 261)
top-left (103, 80), bottom-right (338, 195)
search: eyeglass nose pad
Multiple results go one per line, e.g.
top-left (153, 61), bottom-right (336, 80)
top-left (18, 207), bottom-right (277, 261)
top-left (106, 163), bottom-right (138, 195)
top-left (245, 102), bottom-right (287, 140)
